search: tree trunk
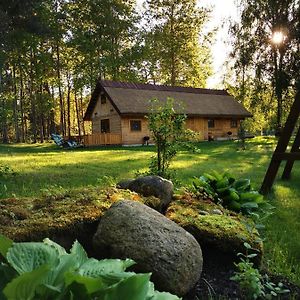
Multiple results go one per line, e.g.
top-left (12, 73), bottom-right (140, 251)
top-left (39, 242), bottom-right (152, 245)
top-left (12, 64), bottom-right (20, 142)
top-left (56, 43), bottom-right (65, 136)
top-left (80, 90), bottom-right (86, 136)
top-left (18, 57), bottom-right (25, 142)
top-left (66, 72), bottom-right (71, 139)
top-left (75, 91), bottom-right (82, 138)
top-left (170, 4), bottom-right (176, 86)
top-left (30, 48), bottom-right (37, 143)
top-left (273, 48), bottom-right (283, 136)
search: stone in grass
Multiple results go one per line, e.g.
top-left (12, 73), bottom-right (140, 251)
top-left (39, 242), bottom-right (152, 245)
top-left (117, 175), bottom-right (173, 211)
top-left (93, 200), bottom-right (203, 296)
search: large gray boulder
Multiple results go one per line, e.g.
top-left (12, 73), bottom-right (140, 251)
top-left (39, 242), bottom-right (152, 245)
top-left (117, 175), bottom-right (173, 211)
top-left (93, 200), bottom-right (203, 296)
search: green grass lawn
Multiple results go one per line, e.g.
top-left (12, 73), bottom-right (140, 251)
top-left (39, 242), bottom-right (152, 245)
top-left (0, 137), bottom-right (300, 285)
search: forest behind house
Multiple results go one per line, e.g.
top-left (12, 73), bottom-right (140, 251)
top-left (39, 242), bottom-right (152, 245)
top-left (0, 0), bottom-right (299, 143)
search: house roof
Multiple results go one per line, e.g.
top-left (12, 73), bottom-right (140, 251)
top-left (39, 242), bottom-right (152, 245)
top-left (84, 80), bottom-right (252, 121)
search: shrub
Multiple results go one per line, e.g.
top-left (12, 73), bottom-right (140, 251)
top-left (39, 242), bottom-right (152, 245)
top-left (191, 170), bottom-right (266, 216)
top-left (231, 243), bottom-right (290, 299)
top-left (0, 234), bottom-right (180, 300)
top-left (147, 97), bottom-right (187, 179)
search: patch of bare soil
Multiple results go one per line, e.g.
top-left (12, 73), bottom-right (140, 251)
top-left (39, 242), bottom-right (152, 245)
top-left (184, 248), bottom-right (300, 300)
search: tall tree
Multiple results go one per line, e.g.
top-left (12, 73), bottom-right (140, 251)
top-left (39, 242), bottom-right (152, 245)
top-left (230, 0), bottom-right (299, 134)
top-left (144, 0), bottom-right (213, 87)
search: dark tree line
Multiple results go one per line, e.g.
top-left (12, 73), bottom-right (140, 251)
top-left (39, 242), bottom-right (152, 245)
top-left (0, 0), bottom-right (212, 143)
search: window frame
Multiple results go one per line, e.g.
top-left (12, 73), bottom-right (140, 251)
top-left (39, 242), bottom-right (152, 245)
top-left (130, 119), bottom-right (142, 132)
top-left (230, 119), bottom-right (238, 128)
top-left (208, 119), bottom-right (215, 128)
top-left (101, 119), bottom-right (110, 133)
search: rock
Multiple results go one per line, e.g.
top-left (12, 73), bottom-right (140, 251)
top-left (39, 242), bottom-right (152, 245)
top-left (116, 179), bottom-right (134, 189)
top-left (93, 200), bottom-right (203, 296)
top-left (211, 209), bottom-right (223, 215)
top-left (117, 176), bottom-right (173, 211)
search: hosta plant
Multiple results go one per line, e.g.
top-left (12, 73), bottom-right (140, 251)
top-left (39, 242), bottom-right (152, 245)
top-left (191, 170), bottom-right (265, 215)
top-left (0, 234), bottom-right (180, 300)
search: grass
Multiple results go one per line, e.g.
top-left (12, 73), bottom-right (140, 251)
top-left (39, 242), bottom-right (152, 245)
top-left (0, 137), bottom-right (299, 285)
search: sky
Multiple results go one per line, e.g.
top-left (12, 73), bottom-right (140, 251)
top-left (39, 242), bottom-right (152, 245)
top-left (198, 0), bottom-right (239, 88)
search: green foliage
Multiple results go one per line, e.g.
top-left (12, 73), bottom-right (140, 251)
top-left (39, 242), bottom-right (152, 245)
top-left (231, 257), bottom-right (263, 299)
top-left (144, 0), bottom-right (213, 86)
top-left (147, 97), bottom-right (187, 179)
top-left (0, 165), bottom-right (15, 178)
top-left (0, 139), bottom-right (300, 285)
top-left (0, 235), bottom-right (180, 300)
top-left (0, 164), bottom-right (15, 198)
top-left (231, 243), bottom-right (290, 299)
top-left (229, 0), bottom-right (299, 133)
top-left (191, 170), bottom-right (266, 216)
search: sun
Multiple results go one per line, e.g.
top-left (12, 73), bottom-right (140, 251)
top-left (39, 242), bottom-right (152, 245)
top-left (271, 31), bottom-right (285, 44)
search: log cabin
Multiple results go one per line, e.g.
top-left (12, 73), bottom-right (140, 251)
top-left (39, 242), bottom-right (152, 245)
top-left (83, 80), bottom-right (251, 146)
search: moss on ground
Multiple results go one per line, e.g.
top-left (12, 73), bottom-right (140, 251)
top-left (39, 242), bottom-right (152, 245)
top-left (0, 186), bottom-right (262, 261)
top-left (166, 192), bottom-right (263, 258)
top-left (0, 186), bottom-right (160, 242)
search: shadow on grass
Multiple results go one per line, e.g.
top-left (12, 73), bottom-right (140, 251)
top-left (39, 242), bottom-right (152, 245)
top-left (0, 143), bottom-right (157, 154)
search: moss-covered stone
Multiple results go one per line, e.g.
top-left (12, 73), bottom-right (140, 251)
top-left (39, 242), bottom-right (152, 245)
top-left (0, 187), bottom-right (262, 263)
top-left (165, 193), bottom-right (263, 260)
top-left (0, 186), bottom-right (160, 243)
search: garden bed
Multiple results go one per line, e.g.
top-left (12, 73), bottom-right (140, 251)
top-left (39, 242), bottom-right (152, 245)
top-left (0, 185), bottom-right (299, 298)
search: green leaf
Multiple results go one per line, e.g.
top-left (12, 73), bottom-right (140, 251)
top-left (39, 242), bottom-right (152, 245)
top-left (210, 170), bottom-right (223, 181)
top-left (43, 238), bottom-right (67, 256)
top-left (223, 172), bottom-right (235, 184)
top-left (150, 292), bottom-right (181, 300)
top-left (240, 192), bottom-right (264, 203)
top-left (233, 179), bottom-right (251, 192)
top-left (46, 252), bottom-right (79, 288)
top-left (215, 178), bottom-right (229, 189)
top-left (3, 264), bottom-right (50, 300)
top-left (6, 242), bottom-right (59, 274)
top-left (63, 281), bottom-right (91, 300)
top-left (99, 273), bottom-right (151, 300)
top-left (0, 234), bottom-right (13, 259)
top-left (202, 173), bottom-right (217, 182)
top-left (224, 189), bottom-right (240, 202)
top-left (64, 271), bottom-right (106, 294)
top-left (227, 200), bottom-right (241, 212)
top-left (70, 240), bottom-right (88, 266)
top-left (243, 242), bottom-right (252, 249)
top-left (247, 253), bottom-right (258, 259)
top-left (0, 263), bottom-right (17, 300)
top-left (241, 202), bottom-right (259, 210)
top-left (79, 258), bottom-right (135, 278)
top-left (146, 282), bottom-right (181, 300)
top-left (198, 175), bottom-right (209, 183)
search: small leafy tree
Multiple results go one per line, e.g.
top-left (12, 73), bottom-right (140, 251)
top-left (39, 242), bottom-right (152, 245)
top-left (147, 97), bottom-right (187, 178)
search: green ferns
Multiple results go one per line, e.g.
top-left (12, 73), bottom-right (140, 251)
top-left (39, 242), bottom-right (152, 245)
top-left (192, 171), bottom-right (265, 215)
top-left (0, 235), bottom-right (180, 300)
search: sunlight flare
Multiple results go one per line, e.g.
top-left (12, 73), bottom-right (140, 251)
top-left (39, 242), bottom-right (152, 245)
top-left (271, 31), bottom-right (286, 44)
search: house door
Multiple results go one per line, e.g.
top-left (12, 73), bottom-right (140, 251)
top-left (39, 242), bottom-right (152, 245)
top-left (101, 119), bottom-right (110, 133)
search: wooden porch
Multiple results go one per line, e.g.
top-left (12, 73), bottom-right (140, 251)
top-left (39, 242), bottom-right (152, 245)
top-left (83, 133), bottom-right (122, 146)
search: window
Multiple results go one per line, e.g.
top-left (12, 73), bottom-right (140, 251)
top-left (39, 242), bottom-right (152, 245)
top-left (101, 119), bottom-right (110, 133)
top-left (130, 120), bottom-right (141, 131)
top-left (100, 94), bottom-right (106, 104)
top-left (208, 119), bottom-right (215, 128)
top-left (231, 119), bottom-right (238, 128)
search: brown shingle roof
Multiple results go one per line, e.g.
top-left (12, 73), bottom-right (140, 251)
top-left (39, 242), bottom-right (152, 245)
top-left (84, 80), bottom-right (252, 120)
